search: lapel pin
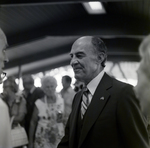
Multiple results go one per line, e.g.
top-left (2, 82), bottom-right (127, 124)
top-left (100, 97), bottom-right (105, 100)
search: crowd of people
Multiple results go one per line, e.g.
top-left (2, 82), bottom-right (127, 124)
top-left (0, 27), bottom-right (150, 148)
top-left (1, 73), bottom-right (75, 148)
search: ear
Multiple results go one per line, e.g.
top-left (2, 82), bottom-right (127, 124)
top-left (97, 53), bottom-right (105, 63)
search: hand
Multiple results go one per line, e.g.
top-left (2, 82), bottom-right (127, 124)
top-left (57, 111), bottom-right (63, 123)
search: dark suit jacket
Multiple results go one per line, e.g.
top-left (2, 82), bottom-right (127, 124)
top-left (24, 87), bottom-right (44, 136)
top-left (58, 73), bottom-right (149, 148)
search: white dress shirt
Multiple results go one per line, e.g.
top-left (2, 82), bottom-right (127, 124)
top-left (87, 70), bottom-right (105, 103)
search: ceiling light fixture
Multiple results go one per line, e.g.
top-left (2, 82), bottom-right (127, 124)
top-left (83, 1), bottom-right (106, 14)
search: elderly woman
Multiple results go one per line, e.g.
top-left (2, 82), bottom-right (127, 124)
top-left (29, 76), bottom-right (64, 148)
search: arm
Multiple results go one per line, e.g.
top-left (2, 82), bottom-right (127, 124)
top-left (57, 115), bottom-right (70, 148)
top-left (57, 92), bottom-right (79, 148)
top-left (57, 94), bottom-right (65, 123)
top-left (13, 97), bottom-right (27, 123)
top-left (117, 85), bottom-right (149, 148)
top-left (28, 105), bottom-right (39, 148)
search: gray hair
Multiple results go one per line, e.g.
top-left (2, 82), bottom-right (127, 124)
top-left (91, 36), bottom-right (107, 67)
top-left (139, 34), bottom-right (150, 78)
top-left (41, 76), bottom-right (57, 88)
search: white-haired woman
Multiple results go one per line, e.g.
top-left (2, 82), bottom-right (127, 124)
top-left (29, 76), bottom-right (64, 148)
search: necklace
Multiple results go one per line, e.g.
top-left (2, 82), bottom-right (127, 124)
top-left (44, 96), bottom-right (51, 120)
top-left (44, 96), bottom-right (56, 121)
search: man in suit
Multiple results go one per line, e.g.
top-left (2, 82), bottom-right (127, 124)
top-left (57, 36), bottom-right (149, 148)
top-left (22, 74), bottom-right (44, 137)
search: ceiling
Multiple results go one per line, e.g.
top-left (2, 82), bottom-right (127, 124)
top-left (0, 0), bottom-right (150, 77)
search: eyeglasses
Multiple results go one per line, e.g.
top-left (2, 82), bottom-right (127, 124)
top-left (0, 72), bottom-right (6, 82)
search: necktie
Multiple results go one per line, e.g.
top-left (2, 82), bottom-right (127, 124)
top-left (81, 87), bottom-right (90, 118)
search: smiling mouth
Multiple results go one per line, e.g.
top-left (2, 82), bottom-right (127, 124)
top-left (73, 68), bottom-right (82, 72)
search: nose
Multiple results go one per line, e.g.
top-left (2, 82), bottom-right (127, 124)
top-left (4, 52), bottom-right (9, 63)
top-left (70, 56), bottom-right (78, 66)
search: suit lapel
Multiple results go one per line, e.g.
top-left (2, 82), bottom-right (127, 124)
top-left (79, 73), bottom-right (112, 147)
top-left (69, 91), bottom-right (83, 148)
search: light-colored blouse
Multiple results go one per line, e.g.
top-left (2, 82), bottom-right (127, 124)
top-left (34, 94), bottom-right (64, 148)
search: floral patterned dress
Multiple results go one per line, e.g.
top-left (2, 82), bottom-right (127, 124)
top-left (34, 94), bottom-right (64, 148)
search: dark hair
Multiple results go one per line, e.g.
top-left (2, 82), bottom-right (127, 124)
top-left (91, 36), bottom-right (107, 67)
top-left (3, 76), bottom-right (18, 93)
top-left (62, 75), bottom-right (72, 84)
top-left (22, 74), bottom-right (34, 85)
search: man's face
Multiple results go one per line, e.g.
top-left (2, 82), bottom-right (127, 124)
top-left (70, 37), bottom-right (100, 85)
top-left (23, 78), bottom-right (33, 92)
top-left (62, 78), bottom-right (69, 89)
top-left (0, 39), bottom-right (8, 83)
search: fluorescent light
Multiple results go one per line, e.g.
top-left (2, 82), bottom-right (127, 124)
top-left (89, 2), bottom-right (103, 10)
top-left (83, 1), bottom-right (106, 14)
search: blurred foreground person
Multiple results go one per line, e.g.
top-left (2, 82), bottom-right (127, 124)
top-left (60, 75), bottom-right (75, 126)
top-left (58, 36), bottom-right (149, 148)
top-left (29, 76), bottom-right (64, 148)
top-left (134, 34), bottom-right (150, 142)
top-left (0, 28), bottom-right (12, 148)
top-left (22, 74), bottom-right (44, 137)
top-left (134, 34), bottom-right (150, 116)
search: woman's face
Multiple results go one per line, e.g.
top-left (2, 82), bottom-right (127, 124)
top-left (42, 82), bottom-right (56, 97)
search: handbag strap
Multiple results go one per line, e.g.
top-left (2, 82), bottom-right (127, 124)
top-left (10, 116), bottom-right (15, 128)
top-left (10, 95), bottom-right (22, 128)
top-left (10, 116), bottom-right (21, 129)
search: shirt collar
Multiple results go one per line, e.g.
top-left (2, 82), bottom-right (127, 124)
top-left (87, 70), bottom-right (105, 96)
